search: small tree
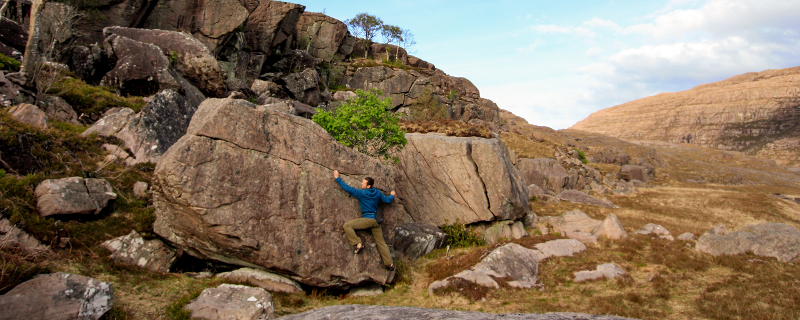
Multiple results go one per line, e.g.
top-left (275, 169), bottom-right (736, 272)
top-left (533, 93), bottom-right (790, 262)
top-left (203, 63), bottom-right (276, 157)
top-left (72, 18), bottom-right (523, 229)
top-left (312, 89), bottom-right (407, 162)
top-left (398, 29), bottom-right (416, 55)
top-left (346, 13), bottom-right (383, 58)
top-left (380, 24), bottom-right (402, 61)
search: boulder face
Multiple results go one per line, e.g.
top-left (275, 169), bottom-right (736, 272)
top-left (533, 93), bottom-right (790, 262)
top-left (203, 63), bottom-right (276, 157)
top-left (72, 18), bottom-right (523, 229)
top-left (152, 98), bottom-right (406, 288)
top-left (392, 222), bottom-right (448, 260)
top-left (8, 103), bottom-right (48, 129)
top-left (571, 66), bottom-right (800, 167)
top-left (100, 230), bottom-right (178, 273)
top-left (243, 1), bottom-right (305, 54)
top-left (516, 158), bottom-right (569, 195)
top-left (183, 284), bottom-right (275, 320)
top-left (102, 34), bottom-right (179, 97)
top-left (34, 177), bottom-right (117, 217)
top-left (394, 133), bottom-right (531, 226)
top-left (0, 272), bottom-right (114, 320)
top-left (294, 12), bottom-right (355, 61)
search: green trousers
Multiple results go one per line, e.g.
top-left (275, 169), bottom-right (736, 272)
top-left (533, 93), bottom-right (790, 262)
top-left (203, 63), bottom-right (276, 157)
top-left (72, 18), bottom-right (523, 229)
top-left (343, 218), bottom-right (392, 266)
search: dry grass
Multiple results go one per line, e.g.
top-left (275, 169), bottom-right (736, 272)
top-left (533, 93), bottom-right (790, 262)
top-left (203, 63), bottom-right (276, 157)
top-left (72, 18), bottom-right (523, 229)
top-left (401, 119), bottom-right (493, 138)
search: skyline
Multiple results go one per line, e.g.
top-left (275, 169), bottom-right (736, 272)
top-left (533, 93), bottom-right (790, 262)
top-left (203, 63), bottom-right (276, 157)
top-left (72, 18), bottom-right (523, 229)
top-left (297, 0), bottom-right (800, 129)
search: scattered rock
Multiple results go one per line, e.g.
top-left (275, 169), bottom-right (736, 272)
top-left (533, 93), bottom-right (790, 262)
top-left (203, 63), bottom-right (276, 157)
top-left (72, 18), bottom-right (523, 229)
top-left (634, 223), bottom-right (674, 241)
top-left (184, 284), bottom-right (275, 320)
top-left (276, 305), bottom-right (638, 320)
top-left (528, 184), bottom-right (547, 201)
top-left (37, 95), bottom-right (79, 125)
top-left (82, 108), bottom-right (136, 137)
top-left (523, 213), bottom-right (539, 229)
top-left (282, 68), bottom-right (322, 106)
top-left (574, 263), bottom-right (627, 282)
top-left (348, 284), bottom-right (384, 297)
top-left (34, 177), bottom-right (117, 217)
top-left (429, 243), bottom-right (540, 293)
top-left (133, 182), bottom-right (149, 199)
top-left (216, 268), bottom-right (303, 294)
top-left (0, 217), bottom-right (49, 254)
top-left (592, 214), bottom-right (628, 240)
top-left (394, 133), bottom-right (531, 226)
top-left (333, 90), bottom-right (357, 101)
top-left (516, 158), bottom-right (569, 195)
top-left (484, 220), bottom-right (528, 244)
top-left (618, 165), bottom-right (650, 183)
top-left (550, 210), bottom-right (602, 235)
top-left (696, 223), bottom-right (800, 262)
top-left (0, 272), bottom-right (114, 320)
top-left (533, 239), bottom-right (587, 261)
top-left (677, 232), bottom-right (696, 241)
top-left (100, 230), bottom-right (177, 273)
top-left (392, 222), bottom-right (448, 260)
top-left (9, 103), bottom-right (48, 129)
top-left (152, 98), bottom-right (405, 288)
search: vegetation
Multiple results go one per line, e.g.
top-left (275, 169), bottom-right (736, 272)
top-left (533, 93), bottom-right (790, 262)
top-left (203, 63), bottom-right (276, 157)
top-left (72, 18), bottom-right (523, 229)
top-left (574, 148), bottom-right (588, 164)
top-left (54, 78), bottom-right (146, 117)
top-left (440, 220), bottom-right (486, 248)
top-left (0, 53), bottom-right (20, 72)
top-left (312, 89), bottom-right (407, 162)
top-left (408, 87), bottom-right (447, 122)
top-left (346, 13), bottom-right (415, 61)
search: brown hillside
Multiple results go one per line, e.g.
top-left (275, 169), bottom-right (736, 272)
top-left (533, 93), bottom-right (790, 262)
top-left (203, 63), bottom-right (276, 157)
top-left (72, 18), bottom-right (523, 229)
top-left (570, 66), bottom-right (800, 167)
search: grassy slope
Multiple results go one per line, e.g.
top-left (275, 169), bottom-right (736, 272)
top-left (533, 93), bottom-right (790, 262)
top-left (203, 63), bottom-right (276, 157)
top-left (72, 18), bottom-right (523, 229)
top-left (3, 99), bottom-right (800, 318)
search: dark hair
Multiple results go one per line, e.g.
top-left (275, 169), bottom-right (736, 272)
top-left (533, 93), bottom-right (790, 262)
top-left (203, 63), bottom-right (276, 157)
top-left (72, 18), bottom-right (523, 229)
top-left (364, 177), bottom-right (374, 188)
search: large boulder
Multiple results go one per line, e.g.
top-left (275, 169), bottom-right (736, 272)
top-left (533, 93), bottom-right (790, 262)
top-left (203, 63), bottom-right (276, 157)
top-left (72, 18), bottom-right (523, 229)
top-left (394, 133), bottom-right (531, 226)
top-left (100, 230), bottom-right (178, 273)
top-left (82, 108), bottom-right (136, 137)
top-left (516, 158), bottom-right (569, 195)
top-left (276, 305), bottom-right (638, 320)
top-left (34, 177), bottom-right (117, 217)
top-left (618, 164), bottom-right (650, 182)
top-left (183, 284), bottom-right (275, 320)
top-left (0, 17), bottom-right (28, 52)
top-left (484, 220), bottom-right (528, 244)
top-left (0, 272), bottom-right (113, 320)
top-left (152, 98), bottom-right (406, 288)
top-left (347, 66), bottom-right (424, 108)
top-left (695, 223), bottom-right (800, 262)
top-left (37, 95), bottom-right (79, 125)
top-left (282, 68), bottom-right (322, 106)
top-left (8, 103), bottom-right (47, 129)
top-left (541, 211), bottom-right (626, 245)
top-left (392, 222), bottom-right (448, 260)
top-left (103, 27), bottom-right (226, 97)
top-left (294, 12), bottom-right (355, 61)
top-left (101, 34), bottom-right (180, 96)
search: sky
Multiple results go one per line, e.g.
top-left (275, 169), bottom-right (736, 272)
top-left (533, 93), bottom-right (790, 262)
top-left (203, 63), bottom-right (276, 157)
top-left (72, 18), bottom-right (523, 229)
top-left (296, 0), bottom-right (800, 129)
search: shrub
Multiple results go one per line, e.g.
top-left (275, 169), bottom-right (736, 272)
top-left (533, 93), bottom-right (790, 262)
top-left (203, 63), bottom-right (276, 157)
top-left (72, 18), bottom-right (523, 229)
top-left (574, 148), bottom-right (588, 164)
top-left (409, 86), bottom-right (447, 121)
top-left (441, 220), bottom-right (485, 248)
top-left (312, 89), bottom-right (407, 162)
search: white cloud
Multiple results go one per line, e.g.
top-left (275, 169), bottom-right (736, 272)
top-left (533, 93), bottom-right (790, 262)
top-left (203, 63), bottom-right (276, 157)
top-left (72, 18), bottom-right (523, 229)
top-left (531, 24), bottom-right (596, 38)
top-left (583, 18), bottom-right (622, 32)
top-left (517, 39), bottom-right (545, 53)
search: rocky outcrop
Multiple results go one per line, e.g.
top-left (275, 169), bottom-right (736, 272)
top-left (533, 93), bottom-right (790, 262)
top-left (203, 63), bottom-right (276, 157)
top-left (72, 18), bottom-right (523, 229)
top-left (243, 1), bottom-right (304, 54)
top-left (184, 284), bottom-right (275, 320)
top-left (8, 103), bottom-right (47, 129)
top-left (392, 222), bottom-right (448, 260)
top-left (277, 305), bottom-right (639, 320)
top-left (574, 263), bottom-right (627, 282)
top-left (0, 17), bottom-right (27, 60)
top-left (103, 27), bottom-right (226, 97)
top-left (695, 223), bottom-right (800, 262)
top-left (101, 34), bottom-right (179, 96)
top-left (0, 272), bottom-right (113, 320)
top-left (516, 158), bottom-right (569, 195)
top-left (282, 68), bottom-right (321, 105)
top-left (618, 165), bottom-right (651, 183)
top-left (34, 177), bottom-right (117, 217)
top-left (571, 66), bottom-right (800, 167)
top-left (394, 133), bottom-right (530, 226)
top-left (294, 12), bottom-right (355, 61)
top-left (216, 268), bottom-right (303, 294)
top-left (152, 98), bottom-right (406, 288)
top-left (100, 230), bottom-right (178, 273)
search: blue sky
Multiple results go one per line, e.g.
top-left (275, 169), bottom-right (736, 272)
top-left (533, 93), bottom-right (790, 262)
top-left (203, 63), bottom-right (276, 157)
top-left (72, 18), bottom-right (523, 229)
top-left (297, 0), bottom-right (800, 129)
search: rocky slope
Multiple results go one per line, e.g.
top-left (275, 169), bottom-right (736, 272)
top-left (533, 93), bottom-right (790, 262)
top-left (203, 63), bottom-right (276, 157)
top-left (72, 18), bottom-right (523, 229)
top-left (571, 67), bottom-right (800, 167)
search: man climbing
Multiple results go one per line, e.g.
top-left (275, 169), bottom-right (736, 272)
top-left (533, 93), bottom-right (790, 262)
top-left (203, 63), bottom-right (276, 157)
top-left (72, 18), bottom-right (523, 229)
top-left (333, 170), bottom-right (396, 271)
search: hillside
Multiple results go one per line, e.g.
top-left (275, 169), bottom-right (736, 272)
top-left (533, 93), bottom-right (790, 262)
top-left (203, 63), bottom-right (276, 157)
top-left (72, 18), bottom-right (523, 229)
top-left (570, 67), bottom-right (800, 167)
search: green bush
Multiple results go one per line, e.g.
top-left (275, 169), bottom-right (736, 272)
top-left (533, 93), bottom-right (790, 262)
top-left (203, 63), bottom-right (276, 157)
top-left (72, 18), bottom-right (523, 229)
top-left (312, 89), bottom-right (407, 162)
top-left (409, 87), bottom-right (447, 122)
top-left (441, 220), bottom-right (485, 248)
top-left (0, 54), bottom-right (21, 72)
top-left (574, 148), bottom-right (588, 164)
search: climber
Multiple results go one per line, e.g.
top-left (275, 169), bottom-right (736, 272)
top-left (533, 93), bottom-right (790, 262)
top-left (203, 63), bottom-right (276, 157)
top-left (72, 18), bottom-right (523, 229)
top-left (333, 170), bottom-right (396, 271)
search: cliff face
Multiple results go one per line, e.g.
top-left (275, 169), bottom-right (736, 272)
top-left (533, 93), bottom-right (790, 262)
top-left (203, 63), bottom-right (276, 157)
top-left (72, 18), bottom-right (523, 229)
top-left (571, 67), bottom-right (800, 167)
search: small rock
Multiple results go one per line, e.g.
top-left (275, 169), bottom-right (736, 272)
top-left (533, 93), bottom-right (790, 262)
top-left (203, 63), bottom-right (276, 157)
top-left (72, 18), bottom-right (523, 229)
top-left (592, 214), bottom-right (628, 240)
top-left (216, 268), bottom-right (303, 294)
top-left (533, 239), bottom-right (586, 261)
top-left (9, 103), bottom-right (48, 129)
top-left (634, 223), bottom-right (674, 241)
top-left (35, 177), bottom-right (117, 217)
top-left (348, 284), bottom-right (383, 297)
top-left (100, 230), bottom-right (177, 273)
top-left (510, 221), bottom-right (528, 239)
top-left (484, 221), bottom-right (514, 244)
top-left (184, 284), bottom-right (275, 320)
top-left (574, 263), bottom-right (627, 282)
top-left (677, 232), bottom-right (696, 241)
top-left (133, 181), bottom-right (149, 199)
top-left (523, 213), bottom-right (538, 229)
top-left (707, 223), bottom-right (728, 236)
top-left (0, 217), bottom-right (49, 254)
top-left (0, 272), bottom-right (113, 320)
top-left (393, 222), bottom-right (448, 260)
top-left (332, 90), bottom-right (357, 101)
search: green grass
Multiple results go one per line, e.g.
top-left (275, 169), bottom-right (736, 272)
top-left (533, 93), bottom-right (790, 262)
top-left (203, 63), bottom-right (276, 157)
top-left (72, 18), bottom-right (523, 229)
top-left (0, 53), bottom-right (21, 72)
top-left (53, 78), bottom-right (146, 116)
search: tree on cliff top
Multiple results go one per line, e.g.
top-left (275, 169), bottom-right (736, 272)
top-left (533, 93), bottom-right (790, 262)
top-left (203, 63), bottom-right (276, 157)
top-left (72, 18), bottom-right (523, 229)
top-left (346, 13), bottom-right (383, 58)
top-left (312, 89), bottom-right (407, 162)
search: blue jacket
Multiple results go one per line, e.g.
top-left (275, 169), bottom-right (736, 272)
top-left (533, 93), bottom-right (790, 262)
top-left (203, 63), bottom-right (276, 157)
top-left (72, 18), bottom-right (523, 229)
top-left (335, 177), bottom-right (394, 219)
